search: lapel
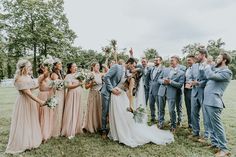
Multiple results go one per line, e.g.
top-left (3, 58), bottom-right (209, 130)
top-left (150, 67), bottom-right (156, 80)
top-left (153, 65), bottom-right (164, 80)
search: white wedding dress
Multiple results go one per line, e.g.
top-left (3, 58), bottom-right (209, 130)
top-left (108, 78), bottom-right (174, 148)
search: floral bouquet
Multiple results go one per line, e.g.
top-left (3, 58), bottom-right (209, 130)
top-left (49, 80), bottom-right (67, 90)
top-left (85, 72), bottom-right (95, 84)
top-left (75, 70), bottom-right (88, 81)
top-left (43, 95), bottom-right (59, 109)
top-left (129, 106), bottom-right (146, 123)
top-left (133, 107), bottom-right (145, 123)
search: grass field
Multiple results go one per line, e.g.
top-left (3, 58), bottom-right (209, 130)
top-left (0, 81), bottom-right (236, 157)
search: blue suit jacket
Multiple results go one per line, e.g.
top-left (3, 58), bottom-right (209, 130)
top-left (146, 65), bottom-right (164, 96)
top-left (158, 67), bottom-right (185, 99)
top-left (190, 63), bottom-right (207, 101)
top-left (101, 64), bottom-right (123, 97)
top-left (203, 66), bottom-right (232, 108)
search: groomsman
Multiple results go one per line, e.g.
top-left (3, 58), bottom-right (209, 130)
top-left (189, 48), bottom-right (209, 140)
top-left (203, 52), bottom-right (232, 157)
top-left (141, 57), bottom-right (150, 105)
top-left (184, 55), bottom-right (195, 128)
top-left (175, 64), bottom-right (186, 126)
top-left (158, 56), bottom-right (185, 132)
top-left (146, 56), bottom-right (164, 125)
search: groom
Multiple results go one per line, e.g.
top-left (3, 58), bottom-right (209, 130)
top-left (100, 58), bottom-right (137, 139)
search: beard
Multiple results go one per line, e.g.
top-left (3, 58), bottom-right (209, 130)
top-left (215, 61), bottom-right (223, 68)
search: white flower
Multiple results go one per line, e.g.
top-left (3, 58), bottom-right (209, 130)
top-left (49, 80), bottom-right (67, 90)
top-left (44, 95), bottom-right (59, 109)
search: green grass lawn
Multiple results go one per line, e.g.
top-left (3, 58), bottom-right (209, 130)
top-left (0, 81), bottom-right (236, 157)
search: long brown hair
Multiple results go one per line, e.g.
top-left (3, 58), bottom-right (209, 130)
top-left (52, 61), bottom-right (64, 79)
top-left (90, 62), bottom-right (99, 72)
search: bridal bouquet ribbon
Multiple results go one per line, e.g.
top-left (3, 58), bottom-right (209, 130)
top-left (43, 95), bottom-right (59, 109)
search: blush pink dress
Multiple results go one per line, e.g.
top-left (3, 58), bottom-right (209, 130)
top-left (5, 76), bottom-right (42, 154)
top-left (61, 74), bottom-right (84, 137)
top-left (51, 79), bottom-right (65, 138)
top-left (82, 72), bottom-right (103, 133)
top-left (38, 76), bottom-right (54, 141)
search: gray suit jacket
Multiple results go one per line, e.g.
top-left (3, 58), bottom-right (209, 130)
top-left (142, 66), bottom-right (150, 89)
top-left (146, 65), bottom-right (164, 96)
top-left (190, 63), bottom-right (207, 100)
top-left (203, 66), bottom-right (232, 108)
top-left (101, 64), bottom-right (123, 97)
top-left (158, 67), bottom-right (185, 99)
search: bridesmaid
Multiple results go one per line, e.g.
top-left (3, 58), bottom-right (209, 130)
top-left (82, 62), bottom-right (103, 133)
top-left (61, 63), bottom-right (84, 139)
top-left (38, 64), bottom-right (53, 142)
top-left (51, 59), bottom-right (65, 137)
top-left (6, 59), bottom-right (44, 154)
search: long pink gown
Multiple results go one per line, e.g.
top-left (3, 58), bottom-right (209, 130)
top-left (5, 76), bottom-right (42, 154)
top-left (82, 72), bottom-right (103, 133)
top-left (51, 79), bottom-right (65, 137)
top-left (38, 76), bottom-right (54, 141)
top-left (61, 74), bottom-right (84, 137)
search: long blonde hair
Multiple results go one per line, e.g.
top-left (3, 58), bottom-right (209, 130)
top-left (14, 59), bottom-right (31, 83)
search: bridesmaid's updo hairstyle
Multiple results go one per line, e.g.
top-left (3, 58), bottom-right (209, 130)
top-left (67, 63), bottom-right (74, 74)
top-left (90, 62), bottom-right (99, 71)
top-left (14, 59), bottom-right (31, 82)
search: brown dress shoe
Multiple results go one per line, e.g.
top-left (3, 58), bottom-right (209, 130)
top-left (215, 150), bottom-right (230, 157)
top-left (170, 128), bottom-right (176, 133)
top-left (101, 132), bottom-right (107, 140)
top-left (198, 138), bottom-right (207, 143)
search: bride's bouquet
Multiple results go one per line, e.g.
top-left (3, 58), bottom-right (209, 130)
top-left (128, 106), bottom-right (146, 123)
top-left (49, 80), bottom-right (67, 90)
top-left (43, 95), bottom-right (59, 109)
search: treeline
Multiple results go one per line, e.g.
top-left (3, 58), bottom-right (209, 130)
top-left (0, 0), bottom-right (235, 80)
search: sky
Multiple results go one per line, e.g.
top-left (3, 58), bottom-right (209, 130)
top-left (64, 0), bottom-right (236, 59)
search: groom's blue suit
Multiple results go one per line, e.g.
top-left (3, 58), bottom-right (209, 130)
top-left (101, 64), bottom-right (124, 132)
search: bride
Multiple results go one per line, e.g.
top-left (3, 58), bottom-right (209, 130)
top-left (108, 68), bottom-right (174, 147)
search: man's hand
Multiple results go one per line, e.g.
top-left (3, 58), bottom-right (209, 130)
top-left (191, 80), bottom-right (199, 86)
top-left (185, 83), bottom-right (192, 89)
top-left (164, 79), bottom-right (170, 85)
top-left (129, 48), bottom-right (134, 57)
top-left (112, 88), bottom-right (121, 95)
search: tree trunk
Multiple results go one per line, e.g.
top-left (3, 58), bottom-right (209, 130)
top-left (33, 43), bottom-right (37, 77)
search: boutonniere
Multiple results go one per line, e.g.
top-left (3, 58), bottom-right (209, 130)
top-left (173, 70), bottom-right (178, 75)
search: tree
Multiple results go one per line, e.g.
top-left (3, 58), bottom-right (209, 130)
top-left (1, 0), bottom-right (76, 77)
top-left (207, 38), bottom-right (225, 58)
top-left (182, 38), bottom-right (236, 79)
top-left (144, 48), bottom-right (159, 60)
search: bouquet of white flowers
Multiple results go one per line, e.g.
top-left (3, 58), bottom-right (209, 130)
top-left (44, 95), bottom-right (59, 109)
top-left (75, 70), bottom-right (88, 81)
top-left (85, 72), bottom-right (95, 84)
top-left (49, 80), bottom-right (67, 90)
top-left (131, 106), bottom-right (146, 123)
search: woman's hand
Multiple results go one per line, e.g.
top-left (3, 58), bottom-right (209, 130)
top-left (127, 107), bottom-right (134, 113)
top-left (39, 100), bottom-right (45, 107)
